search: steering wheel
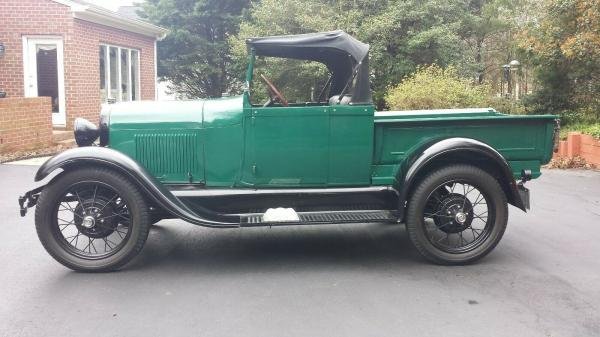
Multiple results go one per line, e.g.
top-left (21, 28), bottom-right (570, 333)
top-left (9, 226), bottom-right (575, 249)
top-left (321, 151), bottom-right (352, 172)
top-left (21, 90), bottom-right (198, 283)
top-left (260, 74), bottom-right (288, 107)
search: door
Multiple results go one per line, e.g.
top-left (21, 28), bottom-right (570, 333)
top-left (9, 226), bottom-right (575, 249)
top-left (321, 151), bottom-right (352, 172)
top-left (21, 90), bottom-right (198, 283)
top-left (244, 105), bottom-right (330, 187)
top-left (328, 104), bottom-right (374, 185)
top-left (23, 37), bottom-right (66, 126)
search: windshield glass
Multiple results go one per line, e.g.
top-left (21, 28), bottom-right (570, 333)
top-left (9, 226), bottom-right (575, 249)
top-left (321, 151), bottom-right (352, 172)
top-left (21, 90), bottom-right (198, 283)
top-left (250, 56), bottom-right (331, 105)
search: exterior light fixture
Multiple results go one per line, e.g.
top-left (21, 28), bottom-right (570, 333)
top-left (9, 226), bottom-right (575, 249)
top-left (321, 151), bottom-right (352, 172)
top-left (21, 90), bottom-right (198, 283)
top-left (509, 60), bottom-right (522, 101)
top-left (501, 64), bottom-right (511, 98)
top-left (502, 64), bottom-right (511, 81)
top-left (0, 42), bottom-right (5, 58)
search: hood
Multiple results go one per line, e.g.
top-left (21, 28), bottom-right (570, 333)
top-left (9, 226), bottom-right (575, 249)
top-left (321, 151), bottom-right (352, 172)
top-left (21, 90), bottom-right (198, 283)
top-left (105, 95), bottom-right (245, 130)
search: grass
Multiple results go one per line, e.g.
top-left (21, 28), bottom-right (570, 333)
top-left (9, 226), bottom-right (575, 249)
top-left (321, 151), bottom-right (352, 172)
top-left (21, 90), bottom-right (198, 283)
top-left (559, 122), bottom-right (600, 140)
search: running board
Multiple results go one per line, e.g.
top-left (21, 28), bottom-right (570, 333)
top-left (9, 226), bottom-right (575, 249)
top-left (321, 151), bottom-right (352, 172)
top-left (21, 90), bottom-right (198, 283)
top-left (241, 209), bottom-right (398, 227)
top-left (170, 186), bottom-right (399, 215)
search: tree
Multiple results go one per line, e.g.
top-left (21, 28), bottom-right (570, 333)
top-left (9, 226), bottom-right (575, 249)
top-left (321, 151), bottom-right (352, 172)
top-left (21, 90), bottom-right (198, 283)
top-left (458, 0), bottom-right (517, 84)
top-left (361, 0), bottom-right (470, 106)
top-left (518, 0), bottom-right (600, 117)
top-left (141, 0), bottom-right (250, 98)
top-left (142, 0), bottom-right (568, 113)
top-left (229, 0), bottom-right (389, 103)
top-left (232, 0), bottom-right (484, 108)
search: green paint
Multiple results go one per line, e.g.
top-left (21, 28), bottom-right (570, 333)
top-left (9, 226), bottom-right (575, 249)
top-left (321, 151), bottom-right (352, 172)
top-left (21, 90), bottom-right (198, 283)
top-left (105, 86), bottom-right (556, 188)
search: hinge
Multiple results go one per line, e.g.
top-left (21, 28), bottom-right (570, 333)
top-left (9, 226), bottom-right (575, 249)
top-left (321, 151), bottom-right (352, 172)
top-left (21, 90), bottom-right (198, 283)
top-left (252, 164), bottom-right (257, 176)
top-left (187, 171), bottom-right (193, 183)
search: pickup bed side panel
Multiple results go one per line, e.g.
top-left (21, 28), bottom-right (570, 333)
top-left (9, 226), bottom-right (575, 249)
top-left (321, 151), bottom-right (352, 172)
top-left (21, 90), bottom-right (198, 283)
top-left (372, 115), bottom-right (557, 185)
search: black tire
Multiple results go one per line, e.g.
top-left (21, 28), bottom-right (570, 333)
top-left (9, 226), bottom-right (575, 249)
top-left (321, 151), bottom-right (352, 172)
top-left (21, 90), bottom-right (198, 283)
top-left (405, 164), bottom-right (508, 265)
top-left (35, 167), bottom-right (150, 272)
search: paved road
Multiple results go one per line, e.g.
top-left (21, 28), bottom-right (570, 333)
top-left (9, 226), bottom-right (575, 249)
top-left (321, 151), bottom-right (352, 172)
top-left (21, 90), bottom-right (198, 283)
top-left (1, 164), bottom-right (599, 337)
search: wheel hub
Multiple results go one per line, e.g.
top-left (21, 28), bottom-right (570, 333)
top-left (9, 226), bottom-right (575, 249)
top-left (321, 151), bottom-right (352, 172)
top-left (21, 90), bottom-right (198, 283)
top-left (433, 193), bottom-right (474, 233)
top-left (455, 212), bottom-right (467, 224)
top-left (73, 199), bottom-right (120, 238)
top-left (81, 215), bottom-right (95, 228)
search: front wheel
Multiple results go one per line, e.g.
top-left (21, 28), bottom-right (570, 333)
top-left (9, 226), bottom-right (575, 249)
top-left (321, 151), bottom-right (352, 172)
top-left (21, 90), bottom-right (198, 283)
top-left (405, 165), bottom-right (508, 265)
top-left (35, 167), bottom-right (150, 272)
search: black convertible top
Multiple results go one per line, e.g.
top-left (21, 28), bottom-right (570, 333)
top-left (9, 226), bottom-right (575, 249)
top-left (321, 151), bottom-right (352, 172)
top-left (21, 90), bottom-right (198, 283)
top-left (246, 31), bottom-right (372, 104)
top-left (246, 30), bottom-right (369, 66)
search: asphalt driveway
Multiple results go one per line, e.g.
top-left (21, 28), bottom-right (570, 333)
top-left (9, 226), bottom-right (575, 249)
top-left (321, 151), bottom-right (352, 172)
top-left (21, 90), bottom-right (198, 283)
top-left (1, 163), bottom-right (599, 337)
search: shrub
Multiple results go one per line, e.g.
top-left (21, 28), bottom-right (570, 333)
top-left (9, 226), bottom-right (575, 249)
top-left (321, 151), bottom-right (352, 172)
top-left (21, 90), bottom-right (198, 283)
top-left (385, 65), bottom-right (490, 110)
top-left (485, 97), bottom-right (527, 115)
top-left (560, 122), bottom-right (600, 140)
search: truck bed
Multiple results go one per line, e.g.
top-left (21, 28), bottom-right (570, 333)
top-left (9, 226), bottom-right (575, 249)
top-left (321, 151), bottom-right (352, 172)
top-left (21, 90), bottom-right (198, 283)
top-left (371, 108), bottom-right (557, 185)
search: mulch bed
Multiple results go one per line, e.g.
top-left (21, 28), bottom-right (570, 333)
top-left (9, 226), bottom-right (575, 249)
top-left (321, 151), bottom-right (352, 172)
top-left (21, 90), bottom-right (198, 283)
top-left (0, 143), bottom-right (74, 164)
top-left (544, 156), bottom-right (597, 170)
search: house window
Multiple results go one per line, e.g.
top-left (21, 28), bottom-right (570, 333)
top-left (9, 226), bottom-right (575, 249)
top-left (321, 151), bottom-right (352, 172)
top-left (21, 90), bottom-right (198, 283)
top-left (120, 49), bottom-right (130, 101)
top-left (99, 44), bottom-right (141, 102)
top-left (131, 50), bottom-right (140, 101)
top-left (99, 46), bottom-right (107, 101)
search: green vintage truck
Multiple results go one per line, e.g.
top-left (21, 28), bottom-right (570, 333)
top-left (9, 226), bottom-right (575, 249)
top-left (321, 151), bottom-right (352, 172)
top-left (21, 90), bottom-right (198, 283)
top-left (19, 31), bottom-right (559, 271)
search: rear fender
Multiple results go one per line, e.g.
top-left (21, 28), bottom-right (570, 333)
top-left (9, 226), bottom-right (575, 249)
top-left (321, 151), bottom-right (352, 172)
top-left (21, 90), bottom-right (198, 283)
top-left (395, 138), bottom-right (526, 221)
top-left (35, 147), bottom-right (240, 227)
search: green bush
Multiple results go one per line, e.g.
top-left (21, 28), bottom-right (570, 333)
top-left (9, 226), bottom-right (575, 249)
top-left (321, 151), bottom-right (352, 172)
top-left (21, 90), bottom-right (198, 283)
top-left (563, 108), bottom-right (600, 124)
top-left (560, 122), bottom-right (600, 140)
top-left (485, 97), bottom-right (527, 115)
top-left (558, 107), bottom-right (600, 140)
top-left (385, 65), bottom-right (490, 110)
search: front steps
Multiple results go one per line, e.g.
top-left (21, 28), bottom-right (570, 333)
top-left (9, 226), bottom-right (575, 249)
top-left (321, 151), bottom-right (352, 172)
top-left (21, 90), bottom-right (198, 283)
top-left (52, 130), bottom-right (75, 147)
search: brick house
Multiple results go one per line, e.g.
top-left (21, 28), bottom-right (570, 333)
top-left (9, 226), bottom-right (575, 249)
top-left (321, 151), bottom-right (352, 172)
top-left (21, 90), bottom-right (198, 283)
top-left (0, 0), bottom-right (166, 152)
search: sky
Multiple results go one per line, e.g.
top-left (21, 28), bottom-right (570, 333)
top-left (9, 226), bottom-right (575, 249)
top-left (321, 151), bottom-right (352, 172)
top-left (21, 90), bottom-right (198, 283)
top-left (85, 0), bottom-right (140, 11)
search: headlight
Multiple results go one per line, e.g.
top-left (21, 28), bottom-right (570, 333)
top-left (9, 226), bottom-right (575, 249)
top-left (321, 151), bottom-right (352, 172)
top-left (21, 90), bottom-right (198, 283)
top-left (99, 106), bottom-right (110, 146)
top-left (73, 118), bottom-right (99, 147)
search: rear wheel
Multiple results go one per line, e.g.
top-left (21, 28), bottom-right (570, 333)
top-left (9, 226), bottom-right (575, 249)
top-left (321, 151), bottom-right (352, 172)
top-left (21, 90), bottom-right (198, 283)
top-left (35, 167), bottom-right (150, 272)
top-left (405, 165), bottom-right (508, 265)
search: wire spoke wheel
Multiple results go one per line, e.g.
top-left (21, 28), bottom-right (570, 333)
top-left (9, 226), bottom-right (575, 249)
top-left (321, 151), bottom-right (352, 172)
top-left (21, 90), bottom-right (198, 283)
top-left (422, 180), bottom-right (494, 254)
top-left (405, 165), bottom-right (508, 265)
top-left (52, 182), bottom-right (132, 259)
top-left (36, 168), bottom-right (150, 272)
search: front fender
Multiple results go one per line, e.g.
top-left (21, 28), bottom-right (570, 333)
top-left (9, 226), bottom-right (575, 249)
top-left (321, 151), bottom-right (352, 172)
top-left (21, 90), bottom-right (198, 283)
top-left (35, 147), bottom-right (240, 227)
top-left (36, 146), bottom-right (143, 182)
top-left (396, 138), bottom-right (526, 220)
